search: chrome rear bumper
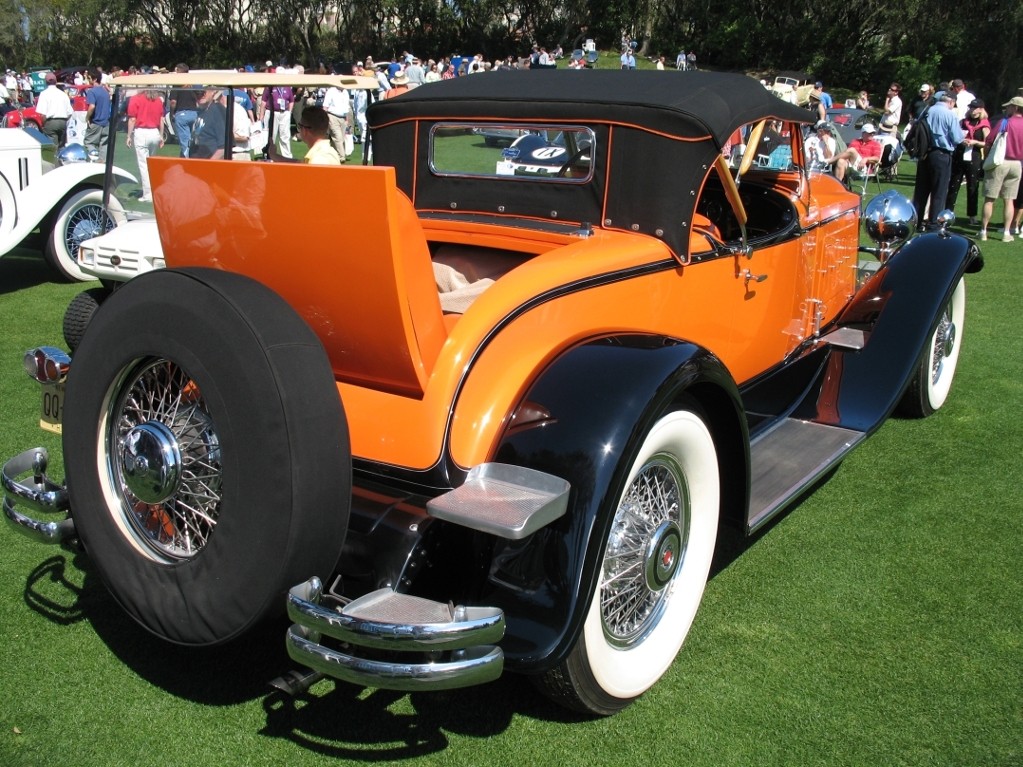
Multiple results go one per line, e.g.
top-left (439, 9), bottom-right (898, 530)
top-left (286, 577), bottom-right (506, 692)
top-left (2, 448), bottom-right (74, 544)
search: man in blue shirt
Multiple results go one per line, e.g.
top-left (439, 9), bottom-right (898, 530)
top-left (912, 90), bottom-right (964, 228)
top-left (815, 81), bottom-right (833, 110)
top-left (84, 67), bottom-right (111, 161)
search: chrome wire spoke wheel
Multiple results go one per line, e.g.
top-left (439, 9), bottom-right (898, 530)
top-left (102, 357), bottom-right (222, 562)
top-left (538, 408), bottom-right (719, 714)
top-left (601, 454), bottom-right (688, 647)
top-left (930, 302), bottom-right (956, 386)
top-left (65, 202), bottom-right (112, 253)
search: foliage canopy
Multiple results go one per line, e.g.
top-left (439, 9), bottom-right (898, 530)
top-left (1, 0), bottom-right (1021, 104)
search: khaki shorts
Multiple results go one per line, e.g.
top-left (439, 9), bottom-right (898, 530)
top-left (983, 159), bottom-right (1021, 200)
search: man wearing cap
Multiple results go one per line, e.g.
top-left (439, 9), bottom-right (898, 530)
top-left (35, 72), bottom-right (73, 148)
top-left (979, 96), bottom-right (1023, 242)
top-left (189, 87), bottom-right (228, 160)
top-left (815, 81), bottom-right (833, 110)
top-left (806, 121), bottom-right (836, 170)
top-left (912, 90), bottom-right (963, 228)
top-left (910, 84), bottom-right (933, 121)
top-left (832, 123), bottom-right (882, 183)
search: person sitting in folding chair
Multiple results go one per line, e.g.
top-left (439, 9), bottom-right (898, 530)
top-left (806, 121), bottom-right (838, 172)
top-left (875, 116), bottom-right (903, 180)
top-left (832, 123), bottom-right (882, 184)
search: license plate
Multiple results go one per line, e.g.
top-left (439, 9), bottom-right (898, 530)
top-left (40, 382), bottom-right (65, 434)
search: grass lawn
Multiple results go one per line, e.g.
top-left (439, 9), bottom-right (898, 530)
top-left (0, 162), bottom-right (1020, 767)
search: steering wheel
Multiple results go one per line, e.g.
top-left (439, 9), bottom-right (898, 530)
top-left (556, 148), bottom-right (589, 177)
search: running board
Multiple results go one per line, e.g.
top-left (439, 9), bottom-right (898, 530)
top-left (747, 418), bottom-right (865, 532)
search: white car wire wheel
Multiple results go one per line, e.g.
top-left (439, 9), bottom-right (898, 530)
top-left (538, 406), bottom-right (720, 715)
top-left (898, 277), bottom-right (966, 418)
top-left (45, 188), bottom-right (113, 282)
top-left (63, 269), bottom-right (352, 645)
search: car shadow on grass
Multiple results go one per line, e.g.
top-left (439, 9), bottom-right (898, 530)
top-left (258, 672), bottom-right (589, 759)
top-left (21, 544), bottom-right (586, 752)
top-left (0, 241), bottom-right (61, 294)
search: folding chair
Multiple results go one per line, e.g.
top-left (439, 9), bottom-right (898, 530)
top-left (855, 157), bottom-right (883, 197)
top-left (876, 143), bottom-right (899, 182)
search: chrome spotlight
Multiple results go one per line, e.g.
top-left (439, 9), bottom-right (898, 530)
top-left (56, 143), bottom-right (90, 166)
top-left (863, 190), bottom-right (916, 255)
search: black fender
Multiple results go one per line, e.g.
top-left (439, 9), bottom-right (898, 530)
top-left (486, 334), bottom-right (748, 672)
top-left (794, 232), bottom-right (983, 431)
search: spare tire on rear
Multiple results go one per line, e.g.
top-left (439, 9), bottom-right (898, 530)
top-left (62, 268), bottom-right (352, 646)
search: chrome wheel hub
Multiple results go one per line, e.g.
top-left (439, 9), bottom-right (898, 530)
top-left (108, 359), bottom-right (222, 561)
top-left (932, 308), bottom-right (956, 384)
top-left (644, 520), bottom-right (683, 591)
top-left (601, 454), bottom-right (689, 647)
top-left (120, 421), bottom-right (181, 504)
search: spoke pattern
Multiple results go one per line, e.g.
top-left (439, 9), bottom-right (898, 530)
top-left (601, 458), bottom-right (684, 646)
top-left (110, 359), bottom-right (222, 560)
top-left (66, 205), bottom-right (112, 252)
top-left (931, 306), bottom-right (952, 384)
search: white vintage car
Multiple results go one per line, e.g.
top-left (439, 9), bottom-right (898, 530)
top-left (769, 72), bottom-right (815, 106)
top-left (0, 125), bottom-right (134, 281)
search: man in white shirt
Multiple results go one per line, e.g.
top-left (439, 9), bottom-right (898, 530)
top-left (322, 84), bottom-right (350, 161)
top-left (951, 79), bottom-right (976, 120)
top-left (883, 83), bottom-right (903, 128)
top-left (35, 72), bottom-right (73, 148)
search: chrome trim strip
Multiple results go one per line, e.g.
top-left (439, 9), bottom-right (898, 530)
top-left (2, 449), bottom-right (74, 544)
top-left (3, 497), bottom-right (75, 543)
top-left (287, 581), bottom-right (505, 651)
top-left (2, 448), bottom-right (71, 514)
top-left (286, 623), bottom-right (505, 692)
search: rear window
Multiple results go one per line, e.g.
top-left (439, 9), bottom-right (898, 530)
top-left (430, 123), bottom-right (596, 182)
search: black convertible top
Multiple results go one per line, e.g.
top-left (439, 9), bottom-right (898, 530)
top-left (369, 70), bottom-right (812, 146)
top-left (369, 71), bottom-right (813, 257)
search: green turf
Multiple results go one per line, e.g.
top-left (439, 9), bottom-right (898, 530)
top-left (0, 162), bottom-right (1020, 766)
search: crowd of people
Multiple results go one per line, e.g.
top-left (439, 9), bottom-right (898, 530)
top-left (6, 53), bottom-right (1021, 235)
top-left (796, 75), bottom-right (1022, 241)
top-left (883, 79), bottom-right (1023, 241)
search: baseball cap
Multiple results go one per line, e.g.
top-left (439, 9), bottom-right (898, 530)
top-left (919, 83), bottom-right (931, 92)
top-left (861, 123), bottom-right (876, 133)
top-left (44, 72), bottom-right (56, 84)
top-left (1002, 96), bottom-right (1023, 108)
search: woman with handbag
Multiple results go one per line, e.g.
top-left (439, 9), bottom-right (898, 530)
top-left (947, 99), bottom-right (990, 225)
top-left (979, 96), bottom-right (1023, 242)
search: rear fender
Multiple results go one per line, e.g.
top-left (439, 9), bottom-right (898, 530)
top-left (485, 334), bottom-right (747, 670)
top-left (794, 233), bottom-right (982, 430)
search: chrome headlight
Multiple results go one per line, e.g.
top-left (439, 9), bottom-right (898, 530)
top-left (56, 143), bottom-right (90, 166)
top-left (863, 190), bottom-right (916, 246)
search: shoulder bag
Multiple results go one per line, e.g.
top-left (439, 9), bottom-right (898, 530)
top-left (983, 119), bottom-right (1008, 171)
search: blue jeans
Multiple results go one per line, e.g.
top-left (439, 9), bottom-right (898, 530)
top-left (174, 110), bottom-right (197, 157)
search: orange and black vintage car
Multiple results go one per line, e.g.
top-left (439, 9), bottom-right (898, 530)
top-left (4, 71), bottom-right (982, 716)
